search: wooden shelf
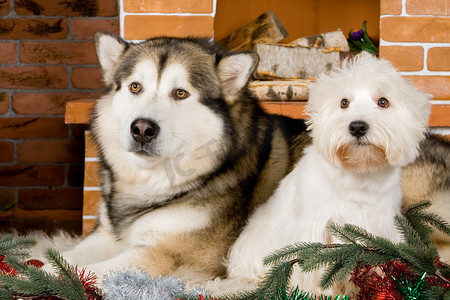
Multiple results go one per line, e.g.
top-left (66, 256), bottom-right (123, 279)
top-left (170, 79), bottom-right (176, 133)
top-left (65, 99), bottom-right (450, 127)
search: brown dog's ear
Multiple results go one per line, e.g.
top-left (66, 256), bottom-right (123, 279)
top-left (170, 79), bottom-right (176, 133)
top-left (95, 31), bottom-right (128, 85)
top-left (217, 52), bottom-right (258, 102)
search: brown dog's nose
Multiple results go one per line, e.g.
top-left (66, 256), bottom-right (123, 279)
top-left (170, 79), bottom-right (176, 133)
top-left (130, 119), bottom-right (160, 145)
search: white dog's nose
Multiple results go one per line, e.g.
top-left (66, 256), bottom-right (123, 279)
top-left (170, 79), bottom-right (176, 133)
top-left (349, 120), bottom-right (369, 138)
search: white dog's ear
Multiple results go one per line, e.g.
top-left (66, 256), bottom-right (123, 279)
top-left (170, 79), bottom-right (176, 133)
top-left (217, 52), bottom-right (258, 102)
top-left (95, 31), bottom-right (128, 84)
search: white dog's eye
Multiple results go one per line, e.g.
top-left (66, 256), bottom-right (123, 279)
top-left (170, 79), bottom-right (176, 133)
top-left (129, 82), bottom-right (142, 94)
top-left (340, 98), bottom-right (349, 108)
top-left (172, 88), bottom-right (190, 100)
top-left (377, 97), bottom-right (389, 108)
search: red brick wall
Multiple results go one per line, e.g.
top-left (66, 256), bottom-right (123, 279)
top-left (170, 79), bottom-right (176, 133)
top-left (0, 0), bottom-right (119, 234)
top-left (379, 0), bottom-right (450, 100)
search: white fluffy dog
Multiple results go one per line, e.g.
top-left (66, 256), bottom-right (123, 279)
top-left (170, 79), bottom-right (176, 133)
top-left (225, 52), bottom-right (431, 295)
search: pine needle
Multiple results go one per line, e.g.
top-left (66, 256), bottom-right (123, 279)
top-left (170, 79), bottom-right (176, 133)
top-left (44, 248), bottom-right (88, 300)
top-left (264, 242), bottom-right (323, 267)
top-left (403, 200), bottom-right (450, 238)
top-left (394, 215), bottom-right (429, 251)
top-left (0, 235), bottom-right (36, 258)
top-left (319, 262), bottom-right (343, 290)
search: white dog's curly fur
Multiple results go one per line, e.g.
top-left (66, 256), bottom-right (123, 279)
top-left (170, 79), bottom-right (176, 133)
top-left (224, 52), bottom-right (432, 295)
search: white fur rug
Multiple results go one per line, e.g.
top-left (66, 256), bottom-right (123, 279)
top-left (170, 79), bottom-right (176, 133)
top-left (5, 230), bottom-right (81, 263)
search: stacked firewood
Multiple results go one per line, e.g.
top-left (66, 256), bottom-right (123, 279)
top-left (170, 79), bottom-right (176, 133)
top-left (220, 11), bottom-right (353, 101)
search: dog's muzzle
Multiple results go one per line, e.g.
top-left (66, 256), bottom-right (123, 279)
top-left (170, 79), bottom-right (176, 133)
top-left (349, 120), bottom-right (369, 138)
top-left (130, 118), bottom-right (160, 146)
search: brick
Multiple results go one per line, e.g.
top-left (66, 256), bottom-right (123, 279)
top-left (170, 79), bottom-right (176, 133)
top-left (19, 41), bottom-right (97, 64)
top-left (83, 190), bottom-right (100, 215)
top-left (18, 188), bottom-right (82, 210)
top-left (0, 42), bottom-right (16, 64)
top-left (68, 164), bottom-right (84, 187)
top-left (405, 76), bottom-right (450, 100)
top-left (85, 131), bottom-right (98, 157)
top-left (70, 19), bottom-right (119, 40)
top-left (379, 46), bottom-right (424, 71)
top-left (0, 165), bottom-right (65, 186)
top-left (0, 117), bottom-right (68, 138)
top-left (14, 0), bottom-right (117, 16)
top-left (0, 0), bottom-right (9, 15)
top-left (427, 47), bottom-right (450, 71)
top-left (124, 15), bottom-right (214, 40)
top-left (17, 139), bottom-right (84, 163)
top-left (0, 189), bottom-right (16, 211)
top-left (123, 0), bottom-right (213, 13)
top-left (0, 18), bottom-right (67, 39)
top-left (12, 92), bottom-right (103, 115)
top-left (0, 141), bottom-right (14, 162)
top-left (71, 67), bottom-right (104, 89)
top-left (0, 92), bottom-right (9, 114)
top-left (406, 0), bottom-right (449, 16)
top-left (0, 208), bottom-right (82, 235)
top-left (84, 161), bottom-right (100, 187)
top-left (380, 0), bottom-right (402, 15)
top-left (0, 66), bottom-right (68, 89)
top-left (381, 17), bottom-right (450, 43)
top-left (429, 105), bottom-right (450, 127)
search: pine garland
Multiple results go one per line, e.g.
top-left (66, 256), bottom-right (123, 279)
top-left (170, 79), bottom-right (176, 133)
top-left (1, 201), bottom-right (449, 299)
top-left (191, 201), bottom-right (450, 299)
top-left (0, 235), bottom-right (102, 300)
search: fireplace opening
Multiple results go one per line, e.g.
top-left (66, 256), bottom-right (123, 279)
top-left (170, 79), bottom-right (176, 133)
top-left (214, 0), bottom-right (380, 46)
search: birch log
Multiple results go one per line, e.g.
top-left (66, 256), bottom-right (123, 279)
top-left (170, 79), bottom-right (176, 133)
top-left (254, 43), bottom-right (341, 80)
top-left (292, 30), bottom-right (350, 51)
top-left (249, 79), bottom-right (313, 101)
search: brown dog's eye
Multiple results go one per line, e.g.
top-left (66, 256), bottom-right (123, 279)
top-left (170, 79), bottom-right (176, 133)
top-left (378, 97), bottom-right (389, 108)
top-left (340, 98), bottom-right (349, 108)
top-left (172, 89), bottom-right (190, 100)
top-left (129, 82), bottom-right (142, 94)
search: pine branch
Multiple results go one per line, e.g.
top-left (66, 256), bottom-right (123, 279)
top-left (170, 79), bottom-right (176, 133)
top-left (243, 201), bottom-right (450, 297)
top-left (329, 223), bottom-right (401, 258)
top-left (394, 215), bottom-right (429, 252)
top-left (237, 261), bottom-right (293, 300)
top-left (0, 273), bottom-right (51, 296)
top-left (358, 251), bottom-right (393, 266)
top-left (0, 286), bottom-right (14, 300)
top-left (264, 242), bottom-right (324, 267)
top-left (403, 200), bottom-right (450, 237)
top-left (44, 248), bottom-right (88, 300)
top-left (327, 223), bottom-right (359, 245)
top-left (319, 262), bottom-right (342, 290)
top-left (301, 244), bottom-right (362, 274)
top-left (0, 239), bottom-right (95, 300)
top-left (0, 235), bottom-right (36, 258)
top-left (403, 200), bottom-right (432, 214)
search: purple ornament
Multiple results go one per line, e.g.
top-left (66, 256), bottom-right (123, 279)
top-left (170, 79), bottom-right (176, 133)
top-left (351, 29), bottom-right (364, 40)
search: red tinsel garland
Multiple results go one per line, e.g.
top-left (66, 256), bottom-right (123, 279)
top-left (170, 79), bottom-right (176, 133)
top-left (352, 261), bottom-right (403, 300)
top-left (73, 266), bottom-right (102, 300)
top-left (0, 253), bottom-right (102, 300)
top-left (351, 259), bottom-right (450, 299)
top-left (0, 254), bottom-right (16, 276)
